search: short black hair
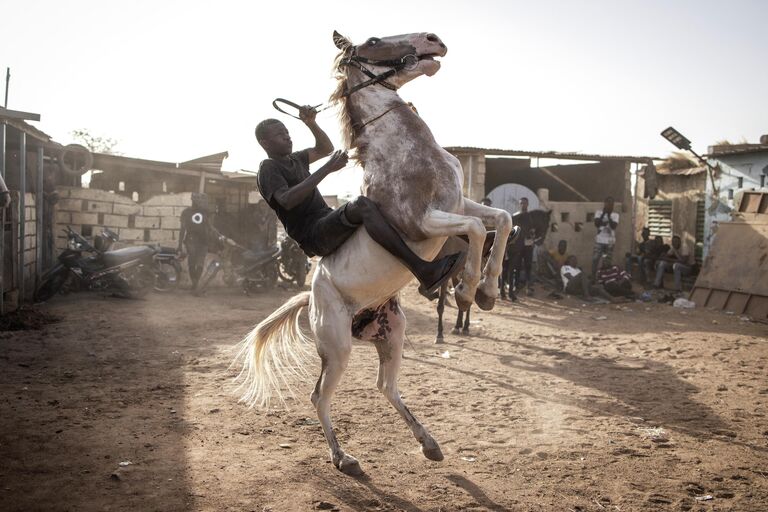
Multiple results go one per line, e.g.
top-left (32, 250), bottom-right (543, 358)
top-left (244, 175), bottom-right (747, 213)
top-left (255, 119), bottom-right (283, 142)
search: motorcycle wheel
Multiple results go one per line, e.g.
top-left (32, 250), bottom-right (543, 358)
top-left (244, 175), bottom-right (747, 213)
top-left (117, 266), bottom-right (155, 299)
top-left (277, 262), bottom-right (294, 284)
top-left (153, 261), bottom-right (181, 292)
top-left (34, 265), bottom-right (70, 303)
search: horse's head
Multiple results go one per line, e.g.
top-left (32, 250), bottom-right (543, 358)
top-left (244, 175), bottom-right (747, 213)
top-left (333, 31), bottom-right (447, 91)
top-left (514, 209), bottom-right (552, 243)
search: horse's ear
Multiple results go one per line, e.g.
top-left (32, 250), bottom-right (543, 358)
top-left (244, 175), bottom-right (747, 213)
top-left (333, 30), bottom-right (352, 50)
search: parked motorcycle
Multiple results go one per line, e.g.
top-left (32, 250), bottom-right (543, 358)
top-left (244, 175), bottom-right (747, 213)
top-left (208, 235), bottom-right (310, 295)
top-left (34, 226), bottom-right (161, 302)
top-left (276, 235), bottom-right (311, 288)
top-left (94, 228), bottom-right (182, 292)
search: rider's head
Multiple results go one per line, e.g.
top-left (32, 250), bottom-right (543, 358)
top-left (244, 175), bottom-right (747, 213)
top-left (256, 119), bottom-right (292, 157)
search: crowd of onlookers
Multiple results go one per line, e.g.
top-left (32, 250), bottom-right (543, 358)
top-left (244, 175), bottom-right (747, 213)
top-left (495, 196), bottom-right (695, 304)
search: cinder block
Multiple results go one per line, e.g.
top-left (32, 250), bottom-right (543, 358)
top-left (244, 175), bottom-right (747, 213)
top-left (142, 192), bottom-right (192, 207)
top-left (174, 207), bottom-right (188, 216)
top-left (148, 229), bottom-right (176, 242)
top-left (161, 216), bottom-right (181, 230)
top-left (113, 203), bottom-right (141, 216)
top-left (57, 198), bottom-right (84, 212)
top-left (55, 211), bottom-right (71, 224)
top-left (85, 201), bottom-right (113, 214)
top-left (118, 228), bottom-right (144, 241)
top-left (142, 206), bottom-right (160, 217)
top-left (103, 214), bottom-right (129, 228)
top-left (68, 188), bottom-right (118, 202)
top-left (134, 216), bottom-right (160, 228)
top-left (71, 212), bottom-right (99, 225)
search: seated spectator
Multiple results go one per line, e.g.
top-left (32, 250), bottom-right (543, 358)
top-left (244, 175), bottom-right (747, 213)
top-left (539, 239), bottom-right (568, 279)
top-left (639, 235), bottom-right (667, 284)
top-left (625, 227), bottom-right (650, 282)
top-left (597, 256), bottom-right (635, 298)
top-left (561, 255), bottom-right (614, 302)
top-left (653, 235), bottom-right (692, 292)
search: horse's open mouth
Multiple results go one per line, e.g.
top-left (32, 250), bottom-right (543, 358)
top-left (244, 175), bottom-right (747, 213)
top-left (420, 54), bottom-right (440, 61)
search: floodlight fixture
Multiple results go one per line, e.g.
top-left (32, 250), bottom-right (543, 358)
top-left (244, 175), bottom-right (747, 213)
top-left (661, 126), bottom-right (692, 151)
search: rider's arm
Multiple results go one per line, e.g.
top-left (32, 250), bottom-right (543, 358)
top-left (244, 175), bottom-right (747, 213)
top-left (299, 106), bottom-right (334, 164)
top-left (271, 151), bottom-right (348, 211)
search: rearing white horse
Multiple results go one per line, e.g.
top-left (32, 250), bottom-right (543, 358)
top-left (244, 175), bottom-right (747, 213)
top-left (235, 31), bottom-right (513, 475)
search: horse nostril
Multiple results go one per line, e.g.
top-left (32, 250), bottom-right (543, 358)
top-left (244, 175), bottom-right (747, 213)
top-left (426, 33), bottom-right (440, 43)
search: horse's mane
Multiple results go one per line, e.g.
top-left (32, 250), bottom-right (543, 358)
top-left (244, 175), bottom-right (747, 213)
top-left (329, 49), bottom-right (369, 167)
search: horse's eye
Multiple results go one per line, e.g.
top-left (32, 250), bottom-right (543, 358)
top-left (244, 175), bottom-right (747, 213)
top-left (366, 38), bottom-right (380, 46)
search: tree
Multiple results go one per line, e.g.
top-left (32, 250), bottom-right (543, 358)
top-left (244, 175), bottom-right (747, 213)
top-left (70, 129), bottom-right (120, 155)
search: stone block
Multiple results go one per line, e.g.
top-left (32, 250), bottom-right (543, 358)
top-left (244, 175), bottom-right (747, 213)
top-left (161, 216), bottom-right (181, 230)
top-left (142, 206), bottom-right (160, 217)
top-left (55, 211), bottom-right (71, 224)
top-left (118, 228), bottom-right (145, 241)
top-left (57, 198), bottom-right (85, 212)
top-left (134, 216), bottom-right (160, 228)
top-left (71, 212), bottom-right (99, 225)
top-left (103, 214), bottom-right (129, 228)
top-left (148, 229), bottom-right (176, 243)
top-left (142, 192), bottom-right (192, 207)
top-left (113, 203), bottom-right (141, 216)
top-left (85, 201), bottom-right (113, 214)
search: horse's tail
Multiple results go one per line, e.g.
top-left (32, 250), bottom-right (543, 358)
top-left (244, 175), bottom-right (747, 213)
top-left (233, 291), bottom-right (313, 408)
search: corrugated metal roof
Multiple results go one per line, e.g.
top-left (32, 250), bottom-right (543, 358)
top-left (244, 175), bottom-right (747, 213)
top-left (707, 144), bottom-right (768, 157)
top-left (656, 165), bottom-right (707, 176)
top-left (444, 146), bottom-right (659, 163)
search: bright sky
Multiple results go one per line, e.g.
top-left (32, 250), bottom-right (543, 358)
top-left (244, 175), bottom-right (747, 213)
top-left (2, 0), bottom-right (766, 196)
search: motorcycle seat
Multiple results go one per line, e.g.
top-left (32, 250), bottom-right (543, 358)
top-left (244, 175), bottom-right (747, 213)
top-left (102, 245), bottom-right (155, 267)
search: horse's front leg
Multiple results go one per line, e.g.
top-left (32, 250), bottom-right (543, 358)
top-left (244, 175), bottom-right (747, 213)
top-left (421, 210), bottom-right (486, 310)
top-left (461, 198), bottom-right (514, 308)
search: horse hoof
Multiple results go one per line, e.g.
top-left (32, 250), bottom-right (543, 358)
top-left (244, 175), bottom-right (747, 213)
top-left (336, 454), bottom-right (364, 476)
top-left (421, 444), bottom-right (444, 462)
top-left (474, 289), bottom-right (496, 311)
top-left (461, 329), bottom-right (469, 336)
top-left (435, 336), bottom-right (444, 344)
top-left (450, 327), bottom-right (460, 335)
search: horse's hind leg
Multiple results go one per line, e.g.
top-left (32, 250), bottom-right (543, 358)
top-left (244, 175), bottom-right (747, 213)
top-left (435, 283), bottom-right (447, 344)
top-left (365, 299), bottom-right (444, 462)
top-left (310, 293), bottom-right (361, 475)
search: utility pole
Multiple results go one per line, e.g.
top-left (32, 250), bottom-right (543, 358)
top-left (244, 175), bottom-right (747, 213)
top-left (4, 67), bottom-right (9, 108)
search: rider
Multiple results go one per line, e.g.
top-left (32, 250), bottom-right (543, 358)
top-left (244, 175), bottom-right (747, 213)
top-left (255, 106), bottom-right (465, 298)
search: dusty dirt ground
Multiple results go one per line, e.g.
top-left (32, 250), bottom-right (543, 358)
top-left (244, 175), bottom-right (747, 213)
top-left (1, 280), bottom-right (767, 512)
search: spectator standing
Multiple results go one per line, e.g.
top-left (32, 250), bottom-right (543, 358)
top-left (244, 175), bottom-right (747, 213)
top-left (592, 196), bottom-right (619, 279)
top-left (511, 197), bottom-right (535, 296)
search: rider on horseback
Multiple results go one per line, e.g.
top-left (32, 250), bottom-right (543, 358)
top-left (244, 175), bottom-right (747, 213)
top-left (255, 106), bottom-right (466, 297)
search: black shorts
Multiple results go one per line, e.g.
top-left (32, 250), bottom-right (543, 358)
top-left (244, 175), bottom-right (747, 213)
top-left (299, 203), bottom-right (361, 257)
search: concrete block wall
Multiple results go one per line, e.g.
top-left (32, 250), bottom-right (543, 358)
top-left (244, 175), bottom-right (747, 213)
top-left (23, 193), bottom-right (37, 292)
top-left (55, 187), bottom-right (193, 250)
top-left (541, 199), bottom-right (632, 275)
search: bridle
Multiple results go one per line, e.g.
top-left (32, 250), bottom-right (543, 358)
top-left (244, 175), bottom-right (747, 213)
top-left (339, 47), bottom-right (421, 97)
top-left (271, 46), bottom-right (425, 129)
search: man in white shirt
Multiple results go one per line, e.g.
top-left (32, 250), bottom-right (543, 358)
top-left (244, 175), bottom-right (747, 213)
top-left (653, 235), bottom-right (692, 292)
top-left (561, 255), bottom-right (614, 302)
top-left (592, 196), bottom-right (619, 279)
